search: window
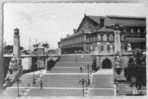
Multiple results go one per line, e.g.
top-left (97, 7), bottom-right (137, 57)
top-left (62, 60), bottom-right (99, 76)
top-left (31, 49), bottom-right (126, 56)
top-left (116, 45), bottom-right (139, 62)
top-left (89, 37), bottom-right (92, 42)
top-left (123, 29), bottom-right (127, 32)
top-left (90, 45), bottom-right (93, 51)
top-left (101, 34), bottom-right (103, 41)
top-left (103, 34), bottom-right (107, 41)
top-left (87, 37), bottom-right (89, 42)
top-left (91, 37), bottom-right (93, 42)
top-left (107, 45), bottom-right (110, 52)
top-left (137, 28), bottom-right (140, 33)
top-left (107, 34), bottom-right (109, 41)
top-left (130, 28), bottom-right (134, 33)
top-left (97, 34), bottom-right (101, 41)
top-left (121, 35), bottom-right (124, 41)
top-left (93, 36), bottom-right (96, 41)
top-left (109, 34), bottom-right (113, 41)
top-left (101, 45), bottom-right (104, 52)
top-left (100, 18), bottom-right (104, 27)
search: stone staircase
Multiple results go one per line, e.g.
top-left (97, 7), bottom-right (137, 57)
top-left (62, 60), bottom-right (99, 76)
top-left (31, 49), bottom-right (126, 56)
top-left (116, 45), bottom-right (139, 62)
top-left (116, 83), bottom-right (132, 95)
top-left (4, 54), bottom-right (115, 96)
top-left (116, 83), bottom-right (146, 96)
top-left (88, 70), bottom-right (114, 96)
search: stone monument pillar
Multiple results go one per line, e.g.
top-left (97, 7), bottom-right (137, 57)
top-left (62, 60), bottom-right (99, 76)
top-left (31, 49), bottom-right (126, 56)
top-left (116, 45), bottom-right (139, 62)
top-left (14, 28), bottom-right (20, 58)
top-left (3, 28), bottom-right (22, 88)
top-left (114, 30), bottom-right (121, 54)
top-left (13, 28), bottom-right (21, 67)
top-left (113, 24), bottom-right (125, 82)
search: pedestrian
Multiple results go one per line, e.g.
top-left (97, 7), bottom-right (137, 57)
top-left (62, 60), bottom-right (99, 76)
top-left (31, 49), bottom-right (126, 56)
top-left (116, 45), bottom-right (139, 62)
top-left (87, 79), bottom-right (90, 87)
top-left (32, 76), bottom-right (36, 85)
top-left (40, 79), bottom-right (43, 89)
top-left (80, 67), bottom-right (82, 73)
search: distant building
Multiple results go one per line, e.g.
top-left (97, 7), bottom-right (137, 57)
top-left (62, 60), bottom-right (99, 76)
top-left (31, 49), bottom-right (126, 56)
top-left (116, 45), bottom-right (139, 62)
top-left (47, 48), bottom-right (61, 55)
top-left (22, 57), bottom-right (32, 70)
top-left (32, 47), bottom-right (45, 69)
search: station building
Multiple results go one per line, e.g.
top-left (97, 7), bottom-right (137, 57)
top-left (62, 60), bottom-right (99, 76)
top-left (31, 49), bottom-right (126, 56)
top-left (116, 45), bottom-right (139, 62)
top-left (58, 15), bottom-right (146, 69)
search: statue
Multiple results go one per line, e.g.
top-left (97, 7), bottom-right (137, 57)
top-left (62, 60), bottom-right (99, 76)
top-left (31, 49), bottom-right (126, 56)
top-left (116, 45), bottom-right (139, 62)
top-left (3, 28), bottom-right (22, 87)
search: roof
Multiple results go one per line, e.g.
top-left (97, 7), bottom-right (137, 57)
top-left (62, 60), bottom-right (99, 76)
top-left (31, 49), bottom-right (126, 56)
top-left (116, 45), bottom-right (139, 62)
top-left (107, 15), bottom-right (146, 20)
top-left (105, 17), bottom-right (146, 27)
top-left (86, 15), bottom-right (146, 27)
top-left (62, 15), bottom-right (146, 40)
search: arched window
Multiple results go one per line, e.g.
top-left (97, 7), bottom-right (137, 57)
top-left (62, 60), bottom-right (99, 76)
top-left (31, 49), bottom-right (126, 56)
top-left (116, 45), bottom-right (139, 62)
top-left (109, 34), bottom-right (113, 41)
top-left (102, 58), bottom-right (112, 69)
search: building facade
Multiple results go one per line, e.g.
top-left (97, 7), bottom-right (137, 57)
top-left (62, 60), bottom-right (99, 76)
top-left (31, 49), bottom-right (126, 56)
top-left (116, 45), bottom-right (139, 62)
top-left (58, 15), bottom-right (146, 70)
top-left (58, 15), bottom-right (146, 55)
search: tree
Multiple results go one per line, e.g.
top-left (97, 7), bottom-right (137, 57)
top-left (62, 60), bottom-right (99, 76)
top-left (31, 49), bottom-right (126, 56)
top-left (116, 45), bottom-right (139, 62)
top-left (47, 59), bottom-right (55, 70)
top-left (20, 46), bottom-right (24, 51)
top-left (133, 49), bottom-right (146, 89)
top-left (33, 43), bottom-right (39, 49)
top-left (124, 49), bottom-right (146, 89)
top-left (42, 43), bottom-right (49, 49)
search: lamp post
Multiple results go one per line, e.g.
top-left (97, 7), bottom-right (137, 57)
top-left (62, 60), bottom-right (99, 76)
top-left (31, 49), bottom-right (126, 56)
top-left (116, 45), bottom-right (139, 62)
top-left (87, 64), bottom-right (90, 87)
top-left (16, 77), bottom-right (21, 97)
top-left (87, 64), bottom-right (89, 74)
top-left (32, 70), bottom-right (36, 85)
top-left (79, 78), bottom-right (87, 96)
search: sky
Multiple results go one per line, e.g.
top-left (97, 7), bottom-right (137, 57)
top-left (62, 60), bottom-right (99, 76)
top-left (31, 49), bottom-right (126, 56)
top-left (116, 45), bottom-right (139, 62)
top-left (4, 3), bottom-right (147, 49)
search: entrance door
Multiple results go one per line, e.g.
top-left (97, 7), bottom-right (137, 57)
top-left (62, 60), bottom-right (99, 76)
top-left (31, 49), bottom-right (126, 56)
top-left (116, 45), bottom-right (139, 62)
top-left (102, 59), bottom-right (112, 69)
